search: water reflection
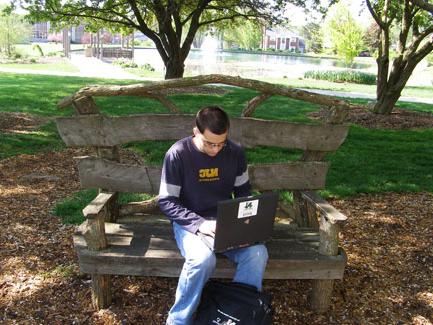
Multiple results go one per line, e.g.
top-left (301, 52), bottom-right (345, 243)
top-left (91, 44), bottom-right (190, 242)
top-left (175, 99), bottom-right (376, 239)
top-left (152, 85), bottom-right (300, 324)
top-left (133, 48), bottom-right (373, 78)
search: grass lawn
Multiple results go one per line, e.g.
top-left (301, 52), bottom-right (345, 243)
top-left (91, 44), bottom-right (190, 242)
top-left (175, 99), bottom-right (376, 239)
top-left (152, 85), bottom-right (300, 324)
top-left (124, 67), bottom-right (163, 79)
top-left (0, 59), bottom-right (79, 72)
top-left (1, 72), bottom-right (432, 220)
top-left (15, 43), bottom-right (85, 57)
top-left (266, 76), bottom-right (433, 100)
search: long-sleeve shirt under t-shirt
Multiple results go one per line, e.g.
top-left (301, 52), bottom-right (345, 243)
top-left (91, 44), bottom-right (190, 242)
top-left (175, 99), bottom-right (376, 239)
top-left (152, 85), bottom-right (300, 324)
top-left (158, 136), bottom-right (251, 234)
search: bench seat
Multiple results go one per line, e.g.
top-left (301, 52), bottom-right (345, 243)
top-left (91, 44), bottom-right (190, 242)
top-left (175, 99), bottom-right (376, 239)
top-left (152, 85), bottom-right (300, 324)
top-left (73, 216), bottom-right (346, 280)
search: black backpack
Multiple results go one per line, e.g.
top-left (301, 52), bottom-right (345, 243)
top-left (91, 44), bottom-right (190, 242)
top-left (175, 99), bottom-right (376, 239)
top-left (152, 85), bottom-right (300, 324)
top-left (193, 281), bottom-right (273, 325)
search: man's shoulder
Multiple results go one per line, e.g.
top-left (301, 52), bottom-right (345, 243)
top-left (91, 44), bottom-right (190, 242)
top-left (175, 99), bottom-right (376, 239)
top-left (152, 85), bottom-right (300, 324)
top-left (167, 136), bottom-right (191, 157)
top-left (226, 139), bottom-right (244, 154)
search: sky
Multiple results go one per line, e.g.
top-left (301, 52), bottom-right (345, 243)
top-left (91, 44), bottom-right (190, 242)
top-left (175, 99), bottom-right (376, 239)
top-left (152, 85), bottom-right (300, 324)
top-left (286, 0), bottom-right (373, 27)
top-left (2, 0), bottom-right (373, 27)
top-left (0, 0), bottom-right (25, 13)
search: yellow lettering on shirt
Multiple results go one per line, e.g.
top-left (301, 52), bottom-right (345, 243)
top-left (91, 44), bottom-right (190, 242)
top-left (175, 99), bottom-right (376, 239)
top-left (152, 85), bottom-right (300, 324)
top-left (198, 168), bottom-right (219, 181)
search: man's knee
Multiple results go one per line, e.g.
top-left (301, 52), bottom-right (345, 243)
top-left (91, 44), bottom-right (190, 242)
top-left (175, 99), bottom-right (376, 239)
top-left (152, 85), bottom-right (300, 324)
top-left (186, 249), bottom-right (216, 272)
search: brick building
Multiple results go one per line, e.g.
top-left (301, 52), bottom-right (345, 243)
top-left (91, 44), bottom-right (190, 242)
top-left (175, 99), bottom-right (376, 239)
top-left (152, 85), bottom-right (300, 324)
top-left (262, 28), bottom-right (305, 53)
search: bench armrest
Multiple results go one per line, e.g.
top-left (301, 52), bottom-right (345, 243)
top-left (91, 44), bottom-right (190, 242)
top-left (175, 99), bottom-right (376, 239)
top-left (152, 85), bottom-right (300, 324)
top-left (300, 191), bottom-right (347, 226)
top-left (80, 192), bottom-right (115, 250)
top-left (300, 191), bottom-right (347, 256)
top-left (83, 192), bottom-right (115, 218)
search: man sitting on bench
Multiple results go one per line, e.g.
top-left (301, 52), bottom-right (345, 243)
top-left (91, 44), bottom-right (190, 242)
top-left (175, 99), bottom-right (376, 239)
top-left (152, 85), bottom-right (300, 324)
top-left (158, 106), bottom-right (269, 325)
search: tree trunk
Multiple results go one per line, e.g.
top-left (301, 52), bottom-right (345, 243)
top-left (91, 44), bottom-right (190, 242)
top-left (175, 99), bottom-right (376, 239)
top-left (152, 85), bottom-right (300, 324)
top-left (370, 0), bottom-right (433, 115)
top-left (373, 54), bottom-right (421, 114)
top-left (373, 68), bottom-right (408, 115)
top-left (164, 56), bottom-right (185, 79)
top-left (373, 92), bottom-right (400, 114)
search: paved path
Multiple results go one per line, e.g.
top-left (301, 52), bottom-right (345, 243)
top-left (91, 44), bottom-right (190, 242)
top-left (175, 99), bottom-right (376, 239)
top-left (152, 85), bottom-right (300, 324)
top-left (0, 53), bottom-right (142, 80)
top-left (1, 53), bottom-right (432, 105)
top-left (69, 53), bottom-right (140, 79)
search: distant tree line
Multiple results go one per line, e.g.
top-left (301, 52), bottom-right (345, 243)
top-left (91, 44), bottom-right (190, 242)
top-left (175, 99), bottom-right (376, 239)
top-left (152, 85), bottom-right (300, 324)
top-left (0, 6), bottom-right (31, 57)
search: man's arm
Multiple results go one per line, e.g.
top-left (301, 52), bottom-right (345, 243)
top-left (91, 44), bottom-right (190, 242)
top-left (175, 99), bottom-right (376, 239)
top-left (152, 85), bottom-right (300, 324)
top-left (158, 196), bottom-right (205, 233)
top-left (158, 189), bottom-right (216, 236)
top-left (158, 148), bottom-right (206, 234)
top-left (233, 148), bottom-right (251, 198)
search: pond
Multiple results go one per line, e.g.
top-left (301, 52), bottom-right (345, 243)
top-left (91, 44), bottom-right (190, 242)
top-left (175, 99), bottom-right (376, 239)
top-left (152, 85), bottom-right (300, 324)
top-left (133, 48), bottom-right (374, 79)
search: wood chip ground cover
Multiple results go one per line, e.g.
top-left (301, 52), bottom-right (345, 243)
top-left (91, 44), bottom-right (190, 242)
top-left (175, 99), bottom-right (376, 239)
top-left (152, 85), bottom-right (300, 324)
top-left (309, 107), bottom-right (433, 130)
top-left (1, 149), bottom-right (432, 324)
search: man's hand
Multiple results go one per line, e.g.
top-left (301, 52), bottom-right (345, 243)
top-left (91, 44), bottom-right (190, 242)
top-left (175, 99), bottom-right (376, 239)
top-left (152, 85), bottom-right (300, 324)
top-left (198, 220), bottom-right (216, 237)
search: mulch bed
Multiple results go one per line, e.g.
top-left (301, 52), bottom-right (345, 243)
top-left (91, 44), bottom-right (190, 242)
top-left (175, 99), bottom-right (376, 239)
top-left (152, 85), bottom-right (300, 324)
top-left (1, 149), bottom-right (432, 324)
top-left (2, 103), bottom-right (432, 136)
top-left (0, 112), bottom-right (52, 134)
top-left (1, 110), bottom-right (432, 324)
top-left (309, 107), bottom-right (433, 130)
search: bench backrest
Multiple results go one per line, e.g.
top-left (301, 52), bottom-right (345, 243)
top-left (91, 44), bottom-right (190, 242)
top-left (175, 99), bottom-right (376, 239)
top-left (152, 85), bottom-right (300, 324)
top-left (56, 114), bottom-right (348, 194)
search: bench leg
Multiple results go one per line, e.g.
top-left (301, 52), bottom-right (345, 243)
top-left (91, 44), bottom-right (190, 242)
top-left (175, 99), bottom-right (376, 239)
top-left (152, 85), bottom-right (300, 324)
top-left (91, 274), bottom-right (112, 309)
top-left (310, 279), bottom-right (334, 313)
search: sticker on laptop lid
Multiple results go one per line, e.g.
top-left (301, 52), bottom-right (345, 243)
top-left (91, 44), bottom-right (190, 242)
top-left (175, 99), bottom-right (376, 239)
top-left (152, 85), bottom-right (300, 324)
top-left (237, 199), bottom-right (259, 219)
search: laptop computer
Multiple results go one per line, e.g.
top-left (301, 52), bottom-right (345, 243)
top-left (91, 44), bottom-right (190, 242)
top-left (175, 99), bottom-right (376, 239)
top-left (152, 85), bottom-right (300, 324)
top-left (198, 192), bottom-right (278, 253)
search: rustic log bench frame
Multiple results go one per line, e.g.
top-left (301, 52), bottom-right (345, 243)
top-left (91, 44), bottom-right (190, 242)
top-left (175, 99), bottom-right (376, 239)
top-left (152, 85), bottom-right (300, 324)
top-left (56, 74), bottom-right (350, 313)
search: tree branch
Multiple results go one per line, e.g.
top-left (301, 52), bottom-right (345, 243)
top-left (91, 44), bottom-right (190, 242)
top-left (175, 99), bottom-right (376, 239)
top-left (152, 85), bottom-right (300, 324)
top-left (44, 1), bottom-right (139, 30)
top-left (169, 0), bottom-right (183, 45)
top-left (49, 10), bottom-right (139, 31)
top-left (152, 0), bottom-right (179, 56)
top-left (59, 75), bottom-right (353, 113)
top-left (409, 0), bottom-right (433, 13)
top-left (398, 0), bottom-right (413, 53)
top-left (404, 24), bottom-right (433, 56)
top-left (125, 0), bottom-right (168, 62)
top-left (180, 0), bottom-right (210, 61)
top-left (411, 38), bottom-right (433, 62)
top-left (366, 0), bottom-right (385, 29)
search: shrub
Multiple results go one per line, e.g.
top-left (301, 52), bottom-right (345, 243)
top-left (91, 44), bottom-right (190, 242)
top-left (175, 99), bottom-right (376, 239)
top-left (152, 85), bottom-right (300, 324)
top-left (133, 39), bottom-right (154, 47)
top-left (304, 69), bottom-right (376, 85)
top-left (140, 63), bottom-right (155, 71)
top-left (32, 44), bottom-right (44, 57)
top-left (47, 51), bottom-right (59, 57)
top-left (113, 58), bottom-right (138, 68)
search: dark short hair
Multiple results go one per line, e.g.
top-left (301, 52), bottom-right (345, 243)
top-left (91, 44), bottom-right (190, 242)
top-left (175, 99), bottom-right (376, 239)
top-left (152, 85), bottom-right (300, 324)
top-left (195, 106), bottom-right (230, 134)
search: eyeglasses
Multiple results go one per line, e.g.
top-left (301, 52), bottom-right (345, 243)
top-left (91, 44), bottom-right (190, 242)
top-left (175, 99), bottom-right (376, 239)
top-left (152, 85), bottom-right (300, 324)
top-left (200, 134), bottom-right (228, 149)
top-left (202, 139), bottom-right (227, 149)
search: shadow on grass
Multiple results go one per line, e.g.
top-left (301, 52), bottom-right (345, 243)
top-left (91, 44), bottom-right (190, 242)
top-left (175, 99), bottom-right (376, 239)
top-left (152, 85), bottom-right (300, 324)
top-left (0, 122), bottom-right (65, 160)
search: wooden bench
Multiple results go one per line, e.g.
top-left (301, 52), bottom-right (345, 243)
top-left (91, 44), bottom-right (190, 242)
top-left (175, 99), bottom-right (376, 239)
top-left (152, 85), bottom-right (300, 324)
top-left (56, 75), bottom-right (349, 313)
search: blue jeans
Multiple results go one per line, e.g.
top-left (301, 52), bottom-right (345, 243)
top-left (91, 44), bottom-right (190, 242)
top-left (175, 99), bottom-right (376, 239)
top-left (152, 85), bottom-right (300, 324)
top-left (167, 222), bottom-right (268, 325)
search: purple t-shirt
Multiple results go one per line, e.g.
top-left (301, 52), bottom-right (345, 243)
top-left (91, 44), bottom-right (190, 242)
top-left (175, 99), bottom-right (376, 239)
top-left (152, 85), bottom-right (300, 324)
top-left (158, 136), bottom-right (251, 233)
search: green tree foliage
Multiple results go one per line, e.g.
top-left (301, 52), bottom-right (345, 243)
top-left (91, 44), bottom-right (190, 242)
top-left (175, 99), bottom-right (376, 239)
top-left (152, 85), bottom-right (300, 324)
top-left (300, 22), bottom-right (323, 53)
top-left (366, 0), bottom-right (433, 114)
top-left (323, 2), bottom-right (365, 67)
top-left (409, 0), bottom-right (433, 13)
top-left (0, 6), bottom-right (31, 57)
top-left (362, 22), bottom-right (380, 57)
top-left (22, 0), bottom-right (314, 79)
top-left (222, 20), bottom-right (262, 50)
